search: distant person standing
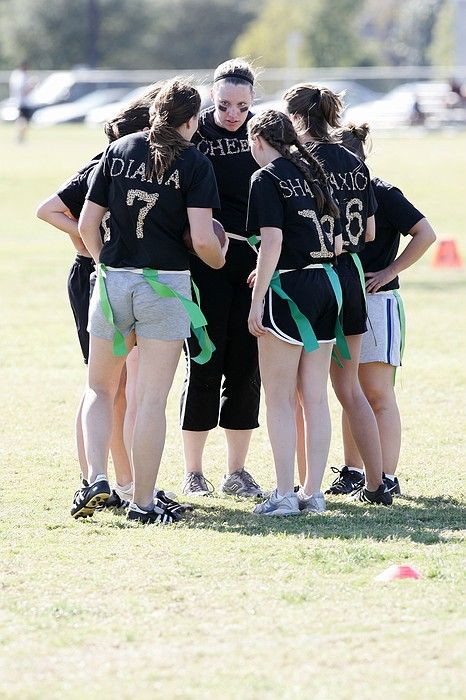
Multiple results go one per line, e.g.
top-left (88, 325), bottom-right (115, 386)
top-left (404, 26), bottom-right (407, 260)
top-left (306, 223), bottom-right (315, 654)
top-left (9, 61), bottom-right (33, 143)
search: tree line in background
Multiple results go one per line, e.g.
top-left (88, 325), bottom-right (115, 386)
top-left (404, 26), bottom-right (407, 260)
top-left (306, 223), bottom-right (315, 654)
top-left (0, 0), bottom-right (455, 70)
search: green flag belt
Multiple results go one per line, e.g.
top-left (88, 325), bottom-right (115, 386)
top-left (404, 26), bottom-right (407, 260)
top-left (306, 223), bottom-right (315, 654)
top-left (97, 263), bottom-right (215, 364)
top-left (269, 264), bottom-right (350, 358)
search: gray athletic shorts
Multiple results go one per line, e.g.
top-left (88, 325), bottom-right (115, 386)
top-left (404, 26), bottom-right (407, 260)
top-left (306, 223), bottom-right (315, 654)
top-left (88, 268), bottom-right (192, 341)
top-left (360, 291), bottom-right (402, 366)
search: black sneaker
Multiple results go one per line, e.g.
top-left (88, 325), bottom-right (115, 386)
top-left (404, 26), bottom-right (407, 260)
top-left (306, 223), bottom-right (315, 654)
top-left (155, 490), bottom-right (193, 515)
top-left (127, 499), bottom-right (181, 524)
top-left (325, 466), bottom-right (365, 495)
top-left (71, 478), bottom-right (111, 518)
top-left (100, 489), bottom-right (131, 511)
top-left (352, 483), bottom-right (393, 506)
top-left (383, 475), bottom-right (401, 496)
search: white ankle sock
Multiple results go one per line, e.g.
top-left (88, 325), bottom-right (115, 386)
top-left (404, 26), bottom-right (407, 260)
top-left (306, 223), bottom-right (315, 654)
top-left (349, 467), bottom-right (364, 475)
top-left (384, 474), bottom-right (396, 481)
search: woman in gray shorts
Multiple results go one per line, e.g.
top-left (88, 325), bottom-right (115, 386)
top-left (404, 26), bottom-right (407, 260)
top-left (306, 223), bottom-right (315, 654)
top-left (336, 123), bottom-right (436, 496)
top-left (77, 77), bottom-right (227, 524)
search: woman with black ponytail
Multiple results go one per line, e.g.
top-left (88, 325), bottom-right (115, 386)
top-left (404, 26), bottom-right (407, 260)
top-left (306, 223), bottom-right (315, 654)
top-left (284, 83), bottom-right (392, 507)
top-left (339, 123), bottom-right (436, 497)
top-left (77, 78), bottom-right (227, 524)
top-left (246, 109), bottom-right (342, 516)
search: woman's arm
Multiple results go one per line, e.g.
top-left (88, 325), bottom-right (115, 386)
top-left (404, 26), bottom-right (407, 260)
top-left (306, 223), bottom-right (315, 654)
top-left (248, 227), bottom-right (282, 337)
top-left (36, 194), bottom-right (90, 255)
top-left (365, 218), bottom-right (436, 293)
top-left (188, 207), bottom-right (228, 269)
top-left (78, 200), bottom-right (107, 263)
top-left (364, 214), bottom-right (375, 242)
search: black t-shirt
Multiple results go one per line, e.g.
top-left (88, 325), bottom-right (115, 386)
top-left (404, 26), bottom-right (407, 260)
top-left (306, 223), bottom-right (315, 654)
top-left (193, 106), bottom-right (258, 236)
top-left (309, 142), bottom-right (377, 253)
top-left (246, 157), bottom-right (338, 269)
top-left (359, 177), bottom-right (424, 291)
top-left (87, 132), bottom-right (220, 270)
top-left (57, 152), bottom-right (103, 220)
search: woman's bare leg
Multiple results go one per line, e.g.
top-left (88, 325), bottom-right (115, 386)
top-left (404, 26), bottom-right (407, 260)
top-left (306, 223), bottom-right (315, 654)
top-left (82, 335), bottom-right (131, 484)
top-left (132, 337), bottom-right (183, 509)
top-left (359, 362), bottom-right (401, 475)
top-left (258, 333), bottom-right (302, 495)
top-left (330, 335), bottom-right (383, 491)
top-left (298, 343), bottom-right (333, 494)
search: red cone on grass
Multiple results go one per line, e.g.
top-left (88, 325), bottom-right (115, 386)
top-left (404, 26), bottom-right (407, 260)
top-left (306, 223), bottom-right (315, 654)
top-left (374, 564), bottom-right (422, 581)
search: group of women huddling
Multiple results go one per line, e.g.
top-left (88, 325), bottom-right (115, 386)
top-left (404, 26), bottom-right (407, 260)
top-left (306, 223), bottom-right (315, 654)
top-left (37, 58), bottom-right (436, 522)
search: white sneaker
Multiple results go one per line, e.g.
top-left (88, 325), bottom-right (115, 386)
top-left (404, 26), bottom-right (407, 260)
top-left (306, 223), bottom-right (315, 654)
top-left (253, 489), bottom-right (300, 516)
top-left (297, 488), bottom-right (326, 513)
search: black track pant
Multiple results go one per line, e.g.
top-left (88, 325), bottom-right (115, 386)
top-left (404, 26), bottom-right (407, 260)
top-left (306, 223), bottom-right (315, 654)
top-left (180, 239), bottom-right (260, 431)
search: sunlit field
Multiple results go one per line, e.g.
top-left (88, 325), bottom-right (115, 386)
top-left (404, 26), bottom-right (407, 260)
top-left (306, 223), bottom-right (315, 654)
top-left (1, 123), bottom-right (465, 700)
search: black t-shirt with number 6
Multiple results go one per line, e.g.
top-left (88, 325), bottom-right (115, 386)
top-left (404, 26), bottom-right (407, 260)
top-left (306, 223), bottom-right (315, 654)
top-left (308, 142), bottom-right (377, 254)
top-left (246, 156), bottom-right (339, 269)
top-left (86, 132), bottom-right (220, 270)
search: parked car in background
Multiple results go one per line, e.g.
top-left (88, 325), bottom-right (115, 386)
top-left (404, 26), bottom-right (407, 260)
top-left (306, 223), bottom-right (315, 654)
top-left (0, 70), bottom-right (139, 122)
top-left (344, 81), bottom-right (451, 129)
top-left (85, 82), bottom-right (213, 126)
top-left (32, 88), bottom-right (131, 125)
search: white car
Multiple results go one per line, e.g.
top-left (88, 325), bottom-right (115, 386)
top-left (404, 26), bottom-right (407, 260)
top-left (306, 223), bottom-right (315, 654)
top-left (32, 88), bottom-right (131, 125)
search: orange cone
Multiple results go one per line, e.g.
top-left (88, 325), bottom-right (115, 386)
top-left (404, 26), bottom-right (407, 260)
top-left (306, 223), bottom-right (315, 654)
top-left (374, 564), bottom-right (421, 581)
top-left (432, 239), bottom-right (462, 268)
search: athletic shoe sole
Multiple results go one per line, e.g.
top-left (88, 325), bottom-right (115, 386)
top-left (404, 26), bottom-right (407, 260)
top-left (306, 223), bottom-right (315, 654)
top-left (72, 491), bottom-right (110, 519)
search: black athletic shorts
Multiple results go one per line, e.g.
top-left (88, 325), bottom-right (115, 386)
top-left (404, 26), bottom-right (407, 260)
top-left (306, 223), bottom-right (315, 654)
top-left (67, 254), bottom-right (95, 364)
top-left (263, 268), bottom-right (338, 345)
top-left (335, 254), bottom-right (367, 336)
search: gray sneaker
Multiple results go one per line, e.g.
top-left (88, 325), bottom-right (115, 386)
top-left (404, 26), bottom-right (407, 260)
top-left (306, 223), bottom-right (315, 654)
top-left (182, 472), bottom-right (214, 497)
top-left (297, 488), bottom-right (326, 513)
top-left (220, 468), bottom-right (264, 498)
top-left (253, 489), bottom-right (300, 516)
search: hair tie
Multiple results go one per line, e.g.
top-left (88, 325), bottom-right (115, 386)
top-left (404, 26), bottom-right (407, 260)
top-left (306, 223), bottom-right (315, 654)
top-left (214, 72), bottom-right (254, 86)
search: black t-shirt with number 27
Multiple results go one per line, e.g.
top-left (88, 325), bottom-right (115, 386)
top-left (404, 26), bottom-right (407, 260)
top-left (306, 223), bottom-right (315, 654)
top-left (87, 132), bottom-right (220, 270)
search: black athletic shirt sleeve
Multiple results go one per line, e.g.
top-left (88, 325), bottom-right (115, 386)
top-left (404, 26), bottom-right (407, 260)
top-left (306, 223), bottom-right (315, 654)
top-left (359, 177), bottom-right (425, 291)
top-left (185, 155), bottom-right (220, 209)
top-left (247, 170), bottom-right (284, 231)
top-left (56, 153), bottom-right (103, 219)
top-left (86, 152), bottom-right (111, 208)
top-left (377, 180), bottom-right (424, 233)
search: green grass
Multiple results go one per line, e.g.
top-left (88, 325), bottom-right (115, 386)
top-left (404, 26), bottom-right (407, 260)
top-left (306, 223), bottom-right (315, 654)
top-left (1, 124), bottom-right (465, 700)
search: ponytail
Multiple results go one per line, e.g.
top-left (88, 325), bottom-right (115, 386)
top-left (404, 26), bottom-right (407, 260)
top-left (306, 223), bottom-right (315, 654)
top-left (145, 77), bottom-right (201, 180)
top-left (338, 122), bottom-right (371, 160)
top-left (283, 83), bottom-right (345, 142)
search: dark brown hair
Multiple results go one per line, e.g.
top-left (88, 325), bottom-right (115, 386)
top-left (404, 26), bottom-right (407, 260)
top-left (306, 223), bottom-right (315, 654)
top-left (103, 82), bottom-right (164, 143)
top-left (248, 109), bottom-right (339, 218)
top-left (283, 83), bottom-right (345, 142)
top-left (146, 77), bottom-right (201, 180)
top-left (213, 58), bottom-right (255, 92)
top-left (338, 122), bottom-right (371, 161)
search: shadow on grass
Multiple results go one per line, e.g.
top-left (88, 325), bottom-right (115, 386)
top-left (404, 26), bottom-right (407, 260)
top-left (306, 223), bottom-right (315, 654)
top-left (98, 494), bottom-right (466, 545)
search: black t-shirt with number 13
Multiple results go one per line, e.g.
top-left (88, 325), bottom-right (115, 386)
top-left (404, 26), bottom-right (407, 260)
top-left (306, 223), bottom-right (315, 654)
top-left (86, 131), bottom-right (220, 270)
top-left (246, 157), bottom-right (338, 270)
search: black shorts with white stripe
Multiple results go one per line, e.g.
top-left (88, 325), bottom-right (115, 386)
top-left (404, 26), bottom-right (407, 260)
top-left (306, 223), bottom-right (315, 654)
top-left (263, 268), bottom-right (338, 345)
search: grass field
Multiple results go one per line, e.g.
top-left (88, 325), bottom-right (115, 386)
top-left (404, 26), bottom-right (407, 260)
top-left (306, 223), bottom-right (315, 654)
top-left (1, 124), bottom-right (465, 700)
